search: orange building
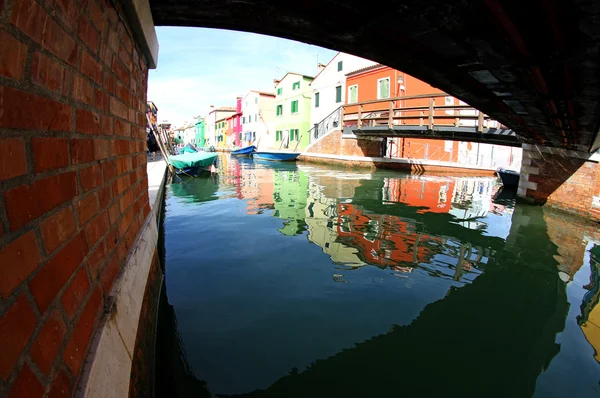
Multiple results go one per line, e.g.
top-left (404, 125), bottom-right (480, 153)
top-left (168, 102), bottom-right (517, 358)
top-left (344, 65), bottom-right (463, 161)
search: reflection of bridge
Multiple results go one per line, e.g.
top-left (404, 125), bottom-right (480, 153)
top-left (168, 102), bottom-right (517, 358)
top-left (343, 93), bottom-right (522, 146)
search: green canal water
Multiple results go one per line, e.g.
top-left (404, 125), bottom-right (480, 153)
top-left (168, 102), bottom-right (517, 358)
top-left (157, 154), bottom-right (600, 398)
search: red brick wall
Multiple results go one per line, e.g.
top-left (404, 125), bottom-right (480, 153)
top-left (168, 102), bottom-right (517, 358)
top-left (0, 0), bottom-right (150, 396)
top-left (306, 130), bottom-right (382, 157)
top-left (521, 145), bottom-right (600, 221)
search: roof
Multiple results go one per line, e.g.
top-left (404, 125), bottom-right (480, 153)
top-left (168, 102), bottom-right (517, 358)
top-left (345, 63), bottom-right (387, 77)
top-left (275, 71), bottom-right (314, 85)
top-left (311, 52), bottom-right (340, 82)
top-left (250, 90), bottom-right (276, 97)
top-left (209, 106), bottom-right (236, 114)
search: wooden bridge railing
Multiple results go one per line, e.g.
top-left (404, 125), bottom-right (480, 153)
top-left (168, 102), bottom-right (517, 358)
top-left (342, 93), bottom-right (504, 132)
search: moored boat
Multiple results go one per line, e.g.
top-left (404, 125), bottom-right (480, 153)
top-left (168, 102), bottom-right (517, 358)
top-left (496, 168), bottom-right (520, 188)
top-left (168, 152), bottom-right (218, 177)
top-left (253, 151), bottom-right (300, 162)
top-left (231, 145), bottom-right (256, 157)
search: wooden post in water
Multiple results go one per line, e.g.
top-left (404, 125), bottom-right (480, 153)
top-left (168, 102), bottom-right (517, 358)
top-left (477, 112), bottom-right (484, 133)
top-left (388, 101), bottom-right (394, 130)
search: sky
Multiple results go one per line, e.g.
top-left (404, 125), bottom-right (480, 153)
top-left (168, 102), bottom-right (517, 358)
top-left (147, 27), bottom-right (337, 127)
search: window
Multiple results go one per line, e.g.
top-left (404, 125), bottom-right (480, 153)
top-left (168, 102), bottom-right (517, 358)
top-left (276, 130), bottom-right (282, 141)
top-left (242, 116), bottom-right (246, 124)
top-left (239, 133), bottom-right (242, 141)
top-left (377, 77), bottom-right (390, 99)
top-left (292, 81), bottom-right (300, 90)
top-left (255, 97), bottom-right (258, 104)
top-left (276, 104), bottom-right (283, 116)
top-left (290, 129), bottom-right (299, 141)
top-left (255, 113), bottom-right (258, 122)
top-left (337, 60), bottom-right (343, 71)
top-left (277, 87), bottom-right (282, 95)
top-left (315, 92), bottom-right (320, 108)
top-left (348, 85), bottom-right (358, 104)
top-left (291, 100), bottom-right (299, 114)
top-left (335, 85), bottom-right (342, 103)
top-left (249, 115), bottom-right (252, 123)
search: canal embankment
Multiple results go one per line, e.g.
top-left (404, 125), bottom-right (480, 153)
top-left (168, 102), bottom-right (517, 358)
top-left (298, 153), bottom-right (497, 175)
top-left (78, 157), bottom-right (168, 397)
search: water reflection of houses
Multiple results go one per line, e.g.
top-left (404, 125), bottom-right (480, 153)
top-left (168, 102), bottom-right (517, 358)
top-left (272, 168), bottom-right (309, 235)
top-left (336, 203), bottom-right (444, 270)
top-left (305, 181), bottom-right (365, 266)
top-left (303, 173), bottom-right (495, 279)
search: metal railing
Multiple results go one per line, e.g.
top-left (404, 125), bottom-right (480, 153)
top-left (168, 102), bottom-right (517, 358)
top-left (309, 106), bottom-right (344, 144)
top-left (342, 93), bottom-right (503, 132)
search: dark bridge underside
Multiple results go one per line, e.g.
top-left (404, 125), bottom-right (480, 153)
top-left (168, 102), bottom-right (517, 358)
top-left (150, 0), bottom-right (600, 153)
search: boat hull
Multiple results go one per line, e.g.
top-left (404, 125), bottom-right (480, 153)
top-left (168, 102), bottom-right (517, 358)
top-left (253, 152), bottom-right (300, 162)
top-left (496, 169), bottom-right (520, 188)
top-left (174, 166), bottom-right (212, 178)
top-left (231, 145), bottom-right (256, 156)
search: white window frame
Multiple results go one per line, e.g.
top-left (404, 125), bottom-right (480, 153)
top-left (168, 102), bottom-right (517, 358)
top-left (377, 77), bottom-right (391, 99)
top-left (348, 84), bottom-right (359, 104)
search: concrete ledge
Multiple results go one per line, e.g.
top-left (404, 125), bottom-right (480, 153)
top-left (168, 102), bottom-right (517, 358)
top-left (300, 152), bottom-right (497, 173)
top-left (121, 0), bottom-right (159, 68)
top-left (78, 215), bottom-right (159, 398)
top-left (77, 161), bottom-right (168, 397)
top-left (522, 143), bottom-right (600, 162)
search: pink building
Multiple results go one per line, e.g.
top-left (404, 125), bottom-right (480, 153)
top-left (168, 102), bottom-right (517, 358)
top-left (234, 97), bottom-right (243, 147)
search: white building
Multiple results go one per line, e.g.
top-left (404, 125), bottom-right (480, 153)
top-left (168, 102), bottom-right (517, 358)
top-left (204, 106), bottom-right (236, 146)
top-left (240, 90), bottom-right (276, 149)
top-left (309, 52), bottom-right (377, 130)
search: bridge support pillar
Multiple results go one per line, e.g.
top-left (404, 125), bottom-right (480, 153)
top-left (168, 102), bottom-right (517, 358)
top-left (518, 144), bottom-right (600, 221)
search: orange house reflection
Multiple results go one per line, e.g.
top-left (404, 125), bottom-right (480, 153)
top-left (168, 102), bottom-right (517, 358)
top-left (383, 178), bottom-right (455, 214)
top-left (336, 203), bottom-right (443, 269)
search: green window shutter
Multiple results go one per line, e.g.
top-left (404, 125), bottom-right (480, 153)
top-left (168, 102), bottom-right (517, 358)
top-left (335, 86), bottom-right (342, 103)
top-left (277, 88), bottom-right (282, 95)
top-left (349, 86), bottom-right (357, 103)
top-left (337, 61), bottom-right (343, 71)
top-left (315, 93), bottom-right (320, 108)
top-left (379, 78), bottom-right (390, 99)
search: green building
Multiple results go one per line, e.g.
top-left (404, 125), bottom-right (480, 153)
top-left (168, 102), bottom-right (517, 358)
top-left (194, 117), bottom-right (205, 147)
top-left (272, 167), bottom-right (309, 236)
top-left (274, 72), bottom-right (314, 151)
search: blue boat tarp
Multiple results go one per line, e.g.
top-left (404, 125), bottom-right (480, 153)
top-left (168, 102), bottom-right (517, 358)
top-left (231, 145), bottom-right (256, 155)
top-left (169, 152), bottom-right (218, 170)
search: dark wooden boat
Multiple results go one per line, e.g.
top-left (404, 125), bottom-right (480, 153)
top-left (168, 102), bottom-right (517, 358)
top-left (496, 168), bottom-right (520, 188)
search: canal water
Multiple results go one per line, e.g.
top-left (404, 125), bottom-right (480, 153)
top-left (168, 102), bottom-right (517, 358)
top-left (157, 154), bottom-right (600, 398)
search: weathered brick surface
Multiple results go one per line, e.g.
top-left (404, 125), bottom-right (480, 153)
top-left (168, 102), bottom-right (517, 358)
top-left (521, 146), bottom-right (600, 221)
top-left (0, 138), bottom-right (27, 181)
top-left (306, 130), bottom-right (383, 157)
top-left (0, 0), bottom-right (152, 395)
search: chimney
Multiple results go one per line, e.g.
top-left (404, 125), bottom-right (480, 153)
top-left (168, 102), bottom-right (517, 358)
top-left (273, 79), bottom-right (281, 86)
top-left (317, 63), bottom-right (327, 72)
